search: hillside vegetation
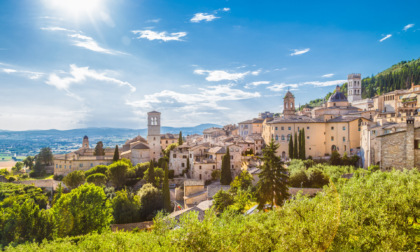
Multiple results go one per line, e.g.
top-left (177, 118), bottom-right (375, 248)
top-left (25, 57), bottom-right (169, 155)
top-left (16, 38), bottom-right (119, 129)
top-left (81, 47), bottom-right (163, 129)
top-left (303, 58), bottom-right (420, 109)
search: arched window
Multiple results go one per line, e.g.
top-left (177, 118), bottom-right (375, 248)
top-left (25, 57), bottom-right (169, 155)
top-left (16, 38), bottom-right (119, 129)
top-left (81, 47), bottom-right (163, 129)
top-left (285, 103), bottom-right (288, 109)
top-left (281, 135), bottom-right (285, 140)
top-left (290, 102), bottom-right (293, 108)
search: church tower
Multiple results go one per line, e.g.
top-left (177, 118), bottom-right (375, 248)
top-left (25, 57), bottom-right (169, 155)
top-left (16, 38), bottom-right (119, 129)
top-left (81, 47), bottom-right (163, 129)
top-left (82, 135), bottom-right (89, 149)
top-left (347, 73), bottom-right (362, 103)
top-left (147, 111), bottom-right (161, 161)
top-left (283, 90), bottom-right (296, 118)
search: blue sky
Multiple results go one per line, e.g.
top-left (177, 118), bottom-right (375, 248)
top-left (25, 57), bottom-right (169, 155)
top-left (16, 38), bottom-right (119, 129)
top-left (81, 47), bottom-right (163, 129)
top-left (0, 0), bottom-right (419, 130)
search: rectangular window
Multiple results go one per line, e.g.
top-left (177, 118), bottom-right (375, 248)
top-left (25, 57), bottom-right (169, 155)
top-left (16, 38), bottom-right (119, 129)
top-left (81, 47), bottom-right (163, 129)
top-left (298, 127), bottom-right (300, 131)
top-left (231, 165), bottom-right (234, 169)
top-left (56, 164), bottom-right (58, 168)
top-left (173, 154), bottom-right (176, 158)
top-left (288, 127), bottom-right (291, 130)
top-left (281, 126), bottom-right (284, 130)
top-left (331, 126), bottom-right (334, 130)
top-left (275, 127), bottom-right (278, 130)
top-left (91, 163), bottom-right (93, 167)
top-left (343, 137), bottom-right (346, 142)
top-left (307, 127), bottom-right (309, 130)
top-left (79, 164), bottom-right (83, 167)
top-left (331, 136), bottom-right (334, 141)
top-left (59, 165), bottom-right (62, 168)
top-left (307, 136), bottom-right (309, 139)
top-left (199, 166), bottom-right (202, 169)
top-left (343, 126), bottom-right (346, 130)
top-left (182, 163), bottom-right (185, 167)
top-left (213, 165), bottom-right (215, 169)
top-left (415, 140), bottom-right (420, 149)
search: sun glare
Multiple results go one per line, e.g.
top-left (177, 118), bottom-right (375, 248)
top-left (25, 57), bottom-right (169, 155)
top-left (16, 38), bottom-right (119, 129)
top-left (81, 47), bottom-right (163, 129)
top-left (46, 0), bottom-right (103, 16)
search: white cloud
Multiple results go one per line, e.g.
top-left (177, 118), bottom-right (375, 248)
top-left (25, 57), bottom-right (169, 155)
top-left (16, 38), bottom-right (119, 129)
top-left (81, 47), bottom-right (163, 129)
top-left (46, 65), bottom-right (136, 98)
top-left (222, 8), bottom-right (230, 12)
top-left (69, 34), bottom-right (123, 55)
top-left (191, 13), bottom-right (219, 23)
top-left (127, 85), bottom-right (260, 112)
top-left (403, 24), bottom-right (414, 31)
top-left (267, 83), bottom-right (299, 92)
top-left (132, 30), bottom-right (187, 42)
top-left (379, 34), bottom-right (392, 42)
top-left (146, 19), bottom-right (161, 23)
top-left (1, 67), bottom-right (44, 79)
top-left (244, 81), bottom-right (270, 89)
top-left (42, 27), bottom-right (124, 54)
top-left (322, 73), bottom-right (334, 78)
top-left (303, 80), bottom-right (346, 87)
top-left (194, 69), bottom-right (250, 81)
top-left (290, 48), bottom-right (310, 56)
top-left (251, 69), bottom-right (262, 76)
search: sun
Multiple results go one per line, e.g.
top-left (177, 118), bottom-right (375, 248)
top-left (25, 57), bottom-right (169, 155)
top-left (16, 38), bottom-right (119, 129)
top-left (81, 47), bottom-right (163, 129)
top-left (45, 0), bottom-right (104, 16)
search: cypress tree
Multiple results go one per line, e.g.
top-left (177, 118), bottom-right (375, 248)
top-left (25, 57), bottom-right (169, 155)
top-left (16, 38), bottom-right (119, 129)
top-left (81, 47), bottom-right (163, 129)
top-left (148, 160), bottom-right (156, 186)
top-left (113, 145), bottom-right (120, 162)
top-left (288, 134), bottom-right (294, 159)
top-left (294, 132), bottom-right (298, 159)
top-left (178, 131), bottom-right (183, 145)
top-left (298, 130), bottom-right (301, 160)
top-left (220, 147), bottom-right (232, 185)
top-left (186, 157), bottom-right (190, 172)
top-left (162, 163), bottom-right (171, 212)
top-left (300, 129), bottom-right (306, 159)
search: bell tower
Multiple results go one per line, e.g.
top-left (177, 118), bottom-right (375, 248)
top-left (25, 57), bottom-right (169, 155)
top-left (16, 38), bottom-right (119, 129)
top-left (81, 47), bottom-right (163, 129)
top-left (82, 135), bottom-right (89, 149)
top-left (348, 73), bottom-right (362, 103)
top-left (283, 90), bottom-right (296, 118)
top-left (147, 111), bottom-right (161, 161)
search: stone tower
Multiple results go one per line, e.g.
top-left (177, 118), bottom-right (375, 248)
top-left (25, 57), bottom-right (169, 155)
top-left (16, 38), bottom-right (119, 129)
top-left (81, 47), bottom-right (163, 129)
top-left (283, 90), bottom-right (295, 118)
top-left (82, 135), bottom-right (89, 149)
top-left (147, 111), bottom-right (161, 161)
top-left (347, 73), bottom-right (362, 103)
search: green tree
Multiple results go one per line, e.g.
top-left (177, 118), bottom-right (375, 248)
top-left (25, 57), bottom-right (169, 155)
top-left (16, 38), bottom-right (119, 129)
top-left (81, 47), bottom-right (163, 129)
top-left (108, 161), bottom-right (129, 188)
top-left (137, 183), bottom-right (163, 221)
top-left (134, 162), bottom-right (149, 179)
top-left (178, 131), bottom-right (183, 145)
top-left (23, 156), bottom-right (34, 170)
top-left (147, 161), bottom-right (156, 186)
top-left (185, 157), bottom-right (190, 173)
top-left (13, 162), bottom-right (24, 172)
top-left (63, 170), bottom-right (85, 190)
top-left (37, 147), bottom-right (53, 166)
top-left (256, 139), bottom-right (290, 209)
top-left (52, 183), bottom-right (63, 206)
top-left (288, 170), bottom-right (309, 188)
top-left (86, 173), bottom-right (107, 186)
top-left (52, 183), bottom-right (113, 238)
top-left (294, 132), bottom-right (298, 160)
top-left (213, 189), bottom-right (234, 212)
top-left (288, 134), bottom-right (294, 159)
top-left (93, 141), bottom-right (105, 156)
top-left (341, 152), bottom-right (350, 166)
top-left (111, 189), bottom-right (141, 224)
top-left (211, 170), bottom-right (221, 180)
top-left (329, 150), bottom-right (341, 165)
top-left (230, 170), bottom-right (253, 194)
top-left (143, 167), bottom-right (164, 187)
top-left (300, 129), bottom-right (306, 159)
top-left (113, 145), bottom-right (120, 162)
top-left (308, 168), bottom-right (329, 188)
top-left (220, 147), bottom-right (232, 185)
top-left (85, 165), bottom-right (108, 178)
top-left (162, 163), bottom-right (171, 212)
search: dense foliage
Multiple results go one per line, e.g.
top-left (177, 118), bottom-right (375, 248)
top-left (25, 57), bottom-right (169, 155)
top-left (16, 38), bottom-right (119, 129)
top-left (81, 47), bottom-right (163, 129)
top-left (111, 189), bottom-right (141, 224)
top-left (62, 170), bottom-right (85, 190)
top-left (220, 147), bottom-right (232, 185)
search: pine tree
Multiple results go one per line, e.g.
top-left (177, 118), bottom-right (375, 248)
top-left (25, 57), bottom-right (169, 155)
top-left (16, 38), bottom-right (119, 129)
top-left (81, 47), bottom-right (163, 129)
top-left (113, 145), bottom-right (120, 162)
top-left (256, 139), bottom-right (290, 209)
top-left (148, 161), bottom-right (156, 186)
top-left (162, 163), bottom-right (171, 212)
top-left (288, 134), bottom-right (294, 159)
top-left (220, 147), bottom-right (232, 185)
top-left (178, 131), bottom-right (183, 145)
top-left (93, 141), bottom-right (105, 156)
top-left (300, 129), bottom-right (306, 160)
top-left (294, 132), bottom-right (298, 159)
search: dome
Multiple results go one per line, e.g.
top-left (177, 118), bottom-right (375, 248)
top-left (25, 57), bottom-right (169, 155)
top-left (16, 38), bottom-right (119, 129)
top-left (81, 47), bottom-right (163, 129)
top-left (284, 91), bottom-right (294, 99)
top-left (328, 86), bottom-right (348, 103)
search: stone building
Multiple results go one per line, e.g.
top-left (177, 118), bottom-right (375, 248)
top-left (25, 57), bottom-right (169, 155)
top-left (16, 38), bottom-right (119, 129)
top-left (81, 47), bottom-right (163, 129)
top-left (347, 73), bottom-right (362, 103)
top-left (377, 118), bottom-right (420, 170)
top-left (147, 111), bottom-right (162, 161)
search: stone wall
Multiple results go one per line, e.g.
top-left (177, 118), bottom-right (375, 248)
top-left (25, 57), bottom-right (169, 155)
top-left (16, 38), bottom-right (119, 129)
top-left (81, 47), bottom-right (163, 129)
top-left (13, 180), bottom-right (67, 191)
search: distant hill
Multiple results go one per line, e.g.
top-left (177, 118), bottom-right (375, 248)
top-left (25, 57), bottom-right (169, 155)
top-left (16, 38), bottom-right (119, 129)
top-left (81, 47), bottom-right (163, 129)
top-left (301, 58), bottom-right (420, 109)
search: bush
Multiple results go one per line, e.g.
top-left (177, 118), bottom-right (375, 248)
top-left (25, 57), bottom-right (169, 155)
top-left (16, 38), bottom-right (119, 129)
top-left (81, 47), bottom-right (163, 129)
top-left (307, 168), bottom-right (329, 188)
top-left (85, 165), bottom-right (108, 178)
top-left (134, 163), bottom-right (149, 179)
top-left (7, 176), bottom-right (17, 182)
top-left (86, 173), bottom-right (107, 186)
top-left (213, 189), bottom-right (234, 212)
top-left (108, 161), bottom-right (130, 188)
top-left (63, 170), bottom-right (86, 190)
top-left (53, 174), bottom-right (64, 181)
top-left (137, 183), bottom-right (163, 221)
top-left (368, 165), bottom-right (380, 172)
top-left (289, 170), bottom-right (310, 187)
top-left (211, 170), bottom-right (221, 181)
top-left (143, 167), bottom-right (164, 186)
top-left (112, 189), bottom-right (141, 224)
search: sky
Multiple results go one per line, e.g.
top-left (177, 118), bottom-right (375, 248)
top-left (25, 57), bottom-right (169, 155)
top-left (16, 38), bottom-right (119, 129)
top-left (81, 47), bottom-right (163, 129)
top-left (0, 0), bottom-right (419, 131)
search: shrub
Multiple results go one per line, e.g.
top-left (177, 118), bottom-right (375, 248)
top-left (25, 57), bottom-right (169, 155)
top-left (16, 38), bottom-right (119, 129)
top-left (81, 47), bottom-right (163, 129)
top-left (137, 183), bottom-right (163, 221)
top-left (86, 173), bottom-right (107, 186)
top-left (85, 165), bottom-right (108, 178)
top-left (168, 170), bottom-right (175, 179)
top-left (108, 161), bottom-right (130, 188)
top-left (211, 170), bottom-right (221, 180)
top-left (289, 170), bottom-right (310, 187)
top-left (368, 165), bottom-right (380, 172)
top-left (307, 168), bottom-right (329, 188)
top-left (63, 170), bottom-right (85, 190)
top-left (53, 174), bottom-right (64, 181)
top-left (213, 189), bottom-right (234, 212)
top-left (112, 189), bottom-right (141, 224)
top-left (134, 163), bottom-right (149, 179)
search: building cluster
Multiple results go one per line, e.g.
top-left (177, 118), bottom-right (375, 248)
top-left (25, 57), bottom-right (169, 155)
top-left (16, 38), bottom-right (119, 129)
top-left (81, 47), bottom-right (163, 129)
top-left (53, 73), bottom-right (420, 177)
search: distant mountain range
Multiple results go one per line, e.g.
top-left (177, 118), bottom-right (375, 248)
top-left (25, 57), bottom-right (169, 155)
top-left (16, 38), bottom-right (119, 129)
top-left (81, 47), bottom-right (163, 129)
top-left (0, 123), bottom-right (222, 138)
